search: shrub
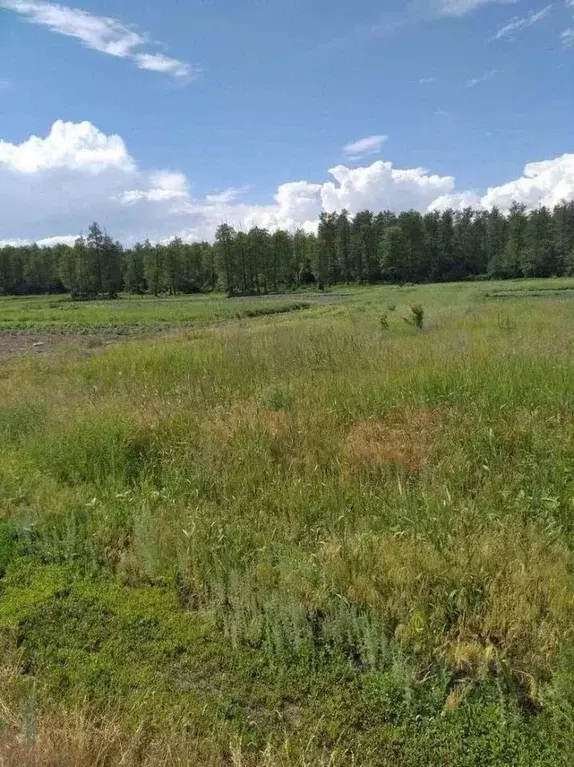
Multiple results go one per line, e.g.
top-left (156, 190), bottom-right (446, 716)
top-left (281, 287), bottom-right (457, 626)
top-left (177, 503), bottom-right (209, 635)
top-left (404, 304), bottom-right (424, 330)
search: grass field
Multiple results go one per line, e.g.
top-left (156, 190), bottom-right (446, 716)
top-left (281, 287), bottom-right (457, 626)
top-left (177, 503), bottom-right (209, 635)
top-left (2, 279), bottom-right (574, 765)
top-left (0, 293), bottom-right (325, 333)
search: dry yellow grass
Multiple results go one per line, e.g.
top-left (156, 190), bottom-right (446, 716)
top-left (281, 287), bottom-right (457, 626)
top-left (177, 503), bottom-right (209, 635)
top-left (342, 406), bottom-right (445, 474)
top-left (202, 400), bottom-right (291, 444)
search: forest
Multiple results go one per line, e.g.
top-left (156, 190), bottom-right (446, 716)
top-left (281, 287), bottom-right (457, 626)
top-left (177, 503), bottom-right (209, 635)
top-left (1, 202), bottom-right (574, 297)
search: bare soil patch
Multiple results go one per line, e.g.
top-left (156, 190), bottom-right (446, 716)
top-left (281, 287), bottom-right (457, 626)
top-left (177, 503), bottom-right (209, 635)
top-left (0, 331), bottom-right (117, 358)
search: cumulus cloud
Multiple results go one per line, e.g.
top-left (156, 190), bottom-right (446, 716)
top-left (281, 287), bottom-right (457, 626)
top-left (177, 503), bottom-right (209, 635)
top-left (320, 163), bottom-right (454, 214)
top-left (480, 155), bottom-right (574, 210)
top-left (492, 4), bottom-right (553, 41)
top-left (428, 191), bottom-right (482, 212)
top-left (429, 155), bottom-right (574, 212)
top-left (0, 0), bottom-right (192, 79)
top-left (0, 119), bottom-right (134, 173)
top-left (564, 27), bottom-right (574, 44)
top-left (2, 120), bottom-right (574, 245)
top-left (343, 135), bottom-right (388, 160)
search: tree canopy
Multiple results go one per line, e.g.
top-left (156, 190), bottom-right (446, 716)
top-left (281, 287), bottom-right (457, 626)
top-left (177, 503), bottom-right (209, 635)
top-left (2, 203), bottom-right (574, 297)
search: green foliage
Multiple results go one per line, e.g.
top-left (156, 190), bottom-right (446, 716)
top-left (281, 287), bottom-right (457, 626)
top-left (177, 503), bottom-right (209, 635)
top-left (4, 203), bottom-right (574, 299)
top-left (404, 303), bottom-right (424, 329)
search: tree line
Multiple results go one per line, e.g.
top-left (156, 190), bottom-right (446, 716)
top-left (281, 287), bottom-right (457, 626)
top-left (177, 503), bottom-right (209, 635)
top-left (2, 203), bottom-right (574, 298)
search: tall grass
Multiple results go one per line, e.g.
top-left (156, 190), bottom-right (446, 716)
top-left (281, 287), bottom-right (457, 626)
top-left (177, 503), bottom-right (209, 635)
top-left (2, 283), bottom-right (574, 764)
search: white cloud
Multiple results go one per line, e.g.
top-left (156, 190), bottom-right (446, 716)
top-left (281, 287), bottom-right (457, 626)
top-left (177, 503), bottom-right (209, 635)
top-left (0, 79), bottom-right (12, 90)
top-left (480, 155), bottom-right (574, 210)
top-left (492, 4), bottom-right (553, 41)
top-left (3, 120), bottom-right (574, 245)
top-left (466, 68), bottom-right (498, 87)
top-left (0, 234), bottom-right (77, 247)
top-left (118, 170), bottom-right (189, 205)
top-left (342, 135), bottom-right (388, 160)
top-left (428, 191), bottom-right (482, 211)
top-left (0, 0), bottom-right (191, 79)
top-left (0, 119), bottom-right (134, 173)
top-left (429, 155), bottom-right (574, 212)
top-left (205, 187), bottom-right (250, 205)
top-left (134, 53), bottom-right (191, 79)
top-left (320, 162), bottom-right (454, 214)
top-left (436, 0), bottom-right (519, 17)
top-left (418, 77), bottom-right (435, 85)
top-left (563, 28), bottom-right (574, 44)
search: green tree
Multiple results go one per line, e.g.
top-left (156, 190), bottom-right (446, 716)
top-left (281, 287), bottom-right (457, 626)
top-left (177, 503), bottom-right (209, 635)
top-left (335, 210), bottom-right (352, 283)
top-left (294, 229), bottom-right (314, 286)
top-left (351, 211), bottom-right (378, 283)
top-left (522, 207), bottom-right (557, 277)
top-left (380, 225), bottom-right (409, 283)
top-left (215, 224), bottom-right (237, 296)
top-left (125, 244), bottom-right (147, 294)
top-left (485, 208), bottom-right (508, 278)
top-left (553, 202), bottom-right (574, 276)
top-left (272, 230), bottom-right (295, 289)
top-left (165, 238), bottom-right (183, 295)
top-left (423, 211), bottom-right (441, 283)
top-left (489, 203), bottom-right (526, 279)
top-left (143, 240), bottom-right (165, 296)
top-left (316, 213), bottom-right (337, 289)
top-left (437, 210), bottom-right (457, 281)
top-left (398, 210), bottom-right (427, 282)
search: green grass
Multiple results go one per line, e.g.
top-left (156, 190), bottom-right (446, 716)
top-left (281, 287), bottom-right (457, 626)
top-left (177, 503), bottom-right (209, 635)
top-left (2, 279), bottom-right (574, 765)
top-left (0, 293), bottom-right (319, 332)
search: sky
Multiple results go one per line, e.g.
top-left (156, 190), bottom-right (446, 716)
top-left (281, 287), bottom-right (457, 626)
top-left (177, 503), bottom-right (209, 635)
top-left (0, 0), bottom-right (573, 244)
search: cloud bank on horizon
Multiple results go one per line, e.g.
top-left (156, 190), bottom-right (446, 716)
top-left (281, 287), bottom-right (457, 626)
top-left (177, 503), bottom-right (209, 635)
top-left (1, 120), bottom-right (574, 246)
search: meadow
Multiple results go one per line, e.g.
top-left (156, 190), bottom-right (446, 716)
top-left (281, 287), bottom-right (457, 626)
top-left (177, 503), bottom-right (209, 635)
top-left (2, 279), bottom-right (574, 765)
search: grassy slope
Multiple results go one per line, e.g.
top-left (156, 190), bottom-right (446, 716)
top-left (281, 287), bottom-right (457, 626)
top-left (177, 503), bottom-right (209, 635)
top-left (1, 280), bottom-right (574, 764)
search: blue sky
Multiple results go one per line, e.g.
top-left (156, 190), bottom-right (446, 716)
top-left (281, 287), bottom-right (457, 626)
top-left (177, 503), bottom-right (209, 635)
top-left (0, 0), bottom-right (573, 243)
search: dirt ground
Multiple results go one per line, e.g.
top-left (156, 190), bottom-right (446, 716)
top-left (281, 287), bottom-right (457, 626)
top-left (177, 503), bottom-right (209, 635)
top-left (0, 332), bottom-right (115, 358)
